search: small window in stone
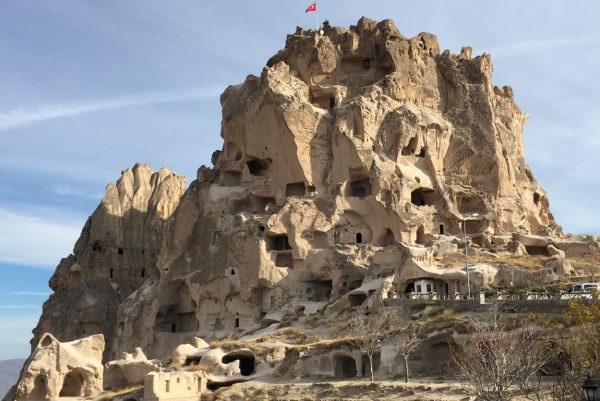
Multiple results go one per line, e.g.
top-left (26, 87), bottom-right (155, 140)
top-left (246, 159), bottom-right (270, 176)
top-left (307, 185), bottom-right (316, 193)
top-left (109, 269), bottom-right (114, 279)
top-left (141, 249), bottom-right (145, 255)
top-left (356, 232), bottom-right (363, 244)
top-left (266, 235), bottom-right (292, 251)
top-left (363, 58), bottom-right (371, 69)
top-left (329, 97), bottom-right (335, 109)
top-left (286, 182), bottom-right (306, 197)
top-left (176, 378), bottom-right (180, 384)
top-left (92, 242), bottom-right (101, 252)
top-left (141, 269), bottom-right (145, 278)
top-left (230, 269), bottom-right (235, 276)
top-left (165, 380), bottom-right (170, 393)
top-left (439, 224), bottom-right (445, 235)
top-left (235, 318), bottom-right (240, 328)
top-left (118, 248), bottom-right (123, 255)
top-left (211, 231), bottom-right (221, 247)
top-left (349, 179), bottom-right (372, 197)
top-left (171, 323), bottom-right (176, 333)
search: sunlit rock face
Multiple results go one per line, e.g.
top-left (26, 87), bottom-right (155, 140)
top-left (22, 17), bottom-right (561, 368)
top-left (31, 163), bottom-right (186, 359)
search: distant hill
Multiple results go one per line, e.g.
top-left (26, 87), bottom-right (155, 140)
top-left (0, 359), bottom-right (24, 399)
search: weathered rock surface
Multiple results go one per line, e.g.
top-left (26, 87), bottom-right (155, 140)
top-left (15, 334), bottom-right (104, 400)
top-left (111, 17), bottom-right (560, 358)
top-left (30, 164), bottom-right (186, 360)
top-left (11, 17), bottom-right (600, 400)
top-left (103, 347), bottom-right (161, 391)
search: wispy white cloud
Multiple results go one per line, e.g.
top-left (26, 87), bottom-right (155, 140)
top-left (52, 184), bottom-right (103, 200)
top-left (6, 291), bottom-right (51, 297)
top-left (489, 36), bottom-right (600, 58)
top-left (0, 207), bottom-right (84, 268)
top-left (0, 86), bottom-right (223, 131)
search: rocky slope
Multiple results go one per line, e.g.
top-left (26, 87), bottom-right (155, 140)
top-left (11, 18), bottom-right (600, 401)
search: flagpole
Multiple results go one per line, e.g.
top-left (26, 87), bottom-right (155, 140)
top-left (316, 5), bottom-right (319, 33)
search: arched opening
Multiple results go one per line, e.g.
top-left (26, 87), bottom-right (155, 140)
top-left (30, 375), bottom-right (48, 400)
top-left (355, 232), bottom-right (363, 244)
top-left (222, 352), bottom-right (256, 376)
top-left (533, 192), bottom-right (541, 206)
top-left (381, 228), bottom-right (395, 246)
top-left (334, 355), bottom-right (357, 379)
top-left (40, 334), bottom-right (53, 348)
top-left (59, 371), bottom-right (85, 397)
top-left (361, 352), bottom-right (381, 378)
top-left (246, 159), bottom-right (270, 176)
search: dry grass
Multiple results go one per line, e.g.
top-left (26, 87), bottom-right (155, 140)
top-left (92, 385), bottom-right (143, 401)
top-left (254, 327), bottom-right (321, 345)
top-left (440, 252), bottom-right (551, 270)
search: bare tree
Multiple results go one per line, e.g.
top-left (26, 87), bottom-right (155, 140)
top-left (392, 323), bottom-right (425, 383)
top-left (452, 303), bottom-right (551, 401)
top-left (348, 312), bottom-right (391, 381)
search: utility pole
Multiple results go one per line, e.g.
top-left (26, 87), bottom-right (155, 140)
top-left (463, 213), bottom-right (479, 297)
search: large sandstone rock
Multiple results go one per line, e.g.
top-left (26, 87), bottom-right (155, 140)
top-left (112, 18), bottom-right (557, 358)
top-left (11, 18), bottom-right (574, 390)
top-left (14, 334), bottom-right (104, 401)
top-left (30, 164), bottom-right (186, 360)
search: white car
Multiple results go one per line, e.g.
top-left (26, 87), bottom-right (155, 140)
top-left (562, 283), bottom-right (600, 299)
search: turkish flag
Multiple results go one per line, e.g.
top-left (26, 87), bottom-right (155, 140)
top-left (305, 2), bottom-right (316, 12)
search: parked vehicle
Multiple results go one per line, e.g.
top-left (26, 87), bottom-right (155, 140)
top-left (569, 283), bottom-right (600, 293)
top-left (561, 283), bottom-right (600, 299)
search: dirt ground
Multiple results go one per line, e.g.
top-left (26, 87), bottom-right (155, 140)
top-left (210, 379), bottom-right (472, 401)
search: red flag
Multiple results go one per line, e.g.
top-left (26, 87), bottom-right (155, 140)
top-left (305, 2), bottom-right (316, 12)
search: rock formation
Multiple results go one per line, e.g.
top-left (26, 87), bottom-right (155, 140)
top-left (31, 164), bottom-right (186, 358)
top-left (111, 16), bottom-right (560, 358)
top-left (15, 334), bottom-right (104, 400)
top-left (7, 16), bottom-right (600, 401)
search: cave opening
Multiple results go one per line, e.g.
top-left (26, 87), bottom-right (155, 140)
top-left (222, 352), bottom-right (256, 376)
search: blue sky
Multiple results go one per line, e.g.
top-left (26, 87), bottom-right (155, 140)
top-left (0, 1), bottom-right (599, 360)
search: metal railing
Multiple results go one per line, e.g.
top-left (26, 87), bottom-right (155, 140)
top-left (387, 291), bottom-right (595, 302)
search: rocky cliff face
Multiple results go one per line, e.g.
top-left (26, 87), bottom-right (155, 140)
top-left (30, 164), bottom-right (186, 358)
top-left (25, 17), bottom-right (559, 365)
